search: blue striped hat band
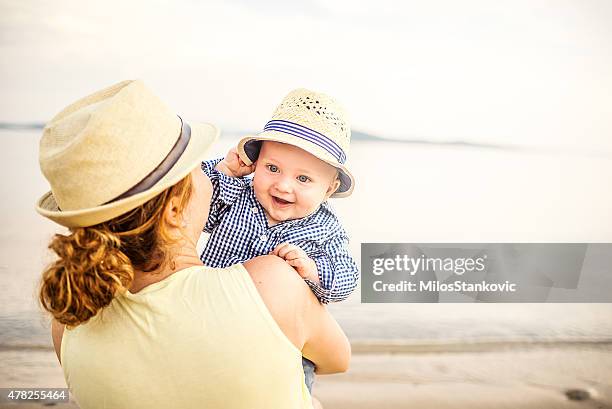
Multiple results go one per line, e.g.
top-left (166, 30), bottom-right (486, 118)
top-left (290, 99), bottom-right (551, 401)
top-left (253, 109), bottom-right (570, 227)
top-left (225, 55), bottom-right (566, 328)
top-left (262, 120), bottom-right (347, 164)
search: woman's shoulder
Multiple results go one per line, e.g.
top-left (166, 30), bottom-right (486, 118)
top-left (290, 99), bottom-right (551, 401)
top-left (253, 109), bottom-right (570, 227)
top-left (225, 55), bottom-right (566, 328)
top-left (181, 259), bottom-right (314, 306)
top-left (243, 255), bottom-right (316, 301)
top-left (243, 255), bottom-right (320, 348)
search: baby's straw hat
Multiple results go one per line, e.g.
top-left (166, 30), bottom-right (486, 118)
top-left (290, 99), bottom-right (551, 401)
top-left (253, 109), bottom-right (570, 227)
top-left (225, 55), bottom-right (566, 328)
top-left (36, 80), bottom-right (218, 227)
top-left (237, 88), bottom-right (355, 197)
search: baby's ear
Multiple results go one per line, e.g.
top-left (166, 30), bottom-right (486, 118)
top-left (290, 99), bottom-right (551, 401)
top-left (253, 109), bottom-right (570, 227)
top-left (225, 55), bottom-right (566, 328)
top-left (325, 177), bottom-right (342, 199)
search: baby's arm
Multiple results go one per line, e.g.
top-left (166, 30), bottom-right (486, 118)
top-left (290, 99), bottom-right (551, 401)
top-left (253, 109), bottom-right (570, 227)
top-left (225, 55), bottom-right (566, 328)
top-left (309, 233), bottom-right (359, 304)
top-left (200, 153), bottom-right (251, 233)
top-left (272, 234), bottom-right (359, 304)
top-left (271, 243), bottom-right (320, 284)
top-left (215, 147), bottom-right (255, 177)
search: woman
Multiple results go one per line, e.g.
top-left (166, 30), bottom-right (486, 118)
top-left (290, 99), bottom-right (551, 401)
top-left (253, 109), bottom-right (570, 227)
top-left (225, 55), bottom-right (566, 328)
top-left (36, 80), bottom-right (350, 408)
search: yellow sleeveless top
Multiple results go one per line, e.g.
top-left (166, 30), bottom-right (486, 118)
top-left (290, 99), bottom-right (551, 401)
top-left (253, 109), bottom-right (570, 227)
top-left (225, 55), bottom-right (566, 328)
top-left (61, 264), bottom-right (313, 409)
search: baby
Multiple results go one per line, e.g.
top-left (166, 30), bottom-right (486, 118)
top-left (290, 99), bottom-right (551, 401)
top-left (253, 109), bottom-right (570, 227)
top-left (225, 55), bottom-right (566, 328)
top-left (200, 88), bottom-right (358, 392)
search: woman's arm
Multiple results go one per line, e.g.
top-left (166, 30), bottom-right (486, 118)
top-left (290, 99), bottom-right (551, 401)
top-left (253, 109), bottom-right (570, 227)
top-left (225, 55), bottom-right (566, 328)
top-left (244, 255), bottom-right (350, 374)
top-left (51, 319), bottom-right (65, 364)
top-left (300, 294), bottom-right (351, 374)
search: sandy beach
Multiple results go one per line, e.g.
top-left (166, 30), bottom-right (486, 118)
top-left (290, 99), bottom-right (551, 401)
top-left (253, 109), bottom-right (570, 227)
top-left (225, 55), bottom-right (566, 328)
top-left (2, 342), bottom-right (611, 409)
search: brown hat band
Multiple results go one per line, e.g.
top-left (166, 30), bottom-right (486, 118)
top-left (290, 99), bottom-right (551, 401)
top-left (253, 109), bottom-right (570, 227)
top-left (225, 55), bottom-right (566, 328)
top-left (105, 117), bottom-right (191, 205)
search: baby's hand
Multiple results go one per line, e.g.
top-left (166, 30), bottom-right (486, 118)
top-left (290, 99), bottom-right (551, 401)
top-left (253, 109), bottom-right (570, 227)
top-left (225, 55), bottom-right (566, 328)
top-left (216, 147), bottom-right (255, 177)
top-left (271, 243), bottom-right (319, 284)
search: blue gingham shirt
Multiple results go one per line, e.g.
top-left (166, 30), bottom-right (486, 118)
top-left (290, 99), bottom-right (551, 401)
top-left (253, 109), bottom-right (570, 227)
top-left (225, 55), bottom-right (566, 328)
top-left (200, 158), bottom-right (359, 303)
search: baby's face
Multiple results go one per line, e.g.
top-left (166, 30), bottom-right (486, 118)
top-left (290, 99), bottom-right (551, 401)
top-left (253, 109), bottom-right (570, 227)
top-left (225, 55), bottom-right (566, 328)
top-left (253, 141), bottom-right (340, 226)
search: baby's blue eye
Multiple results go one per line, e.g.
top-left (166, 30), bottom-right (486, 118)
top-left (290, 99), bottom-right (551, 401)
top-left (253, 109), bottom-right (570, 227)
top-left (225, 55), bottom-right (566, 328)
top-left (267, 164), bottom-right (279, 173)
top-left (297, 175), bottom-right (311, 183)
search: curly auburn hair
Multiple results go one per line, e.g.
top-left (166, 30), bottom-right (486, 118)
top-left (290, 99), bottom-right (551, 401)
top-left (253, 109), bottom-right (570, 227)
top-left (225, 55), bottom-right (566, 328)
top-left (39, 174), bottom-right (193, 328)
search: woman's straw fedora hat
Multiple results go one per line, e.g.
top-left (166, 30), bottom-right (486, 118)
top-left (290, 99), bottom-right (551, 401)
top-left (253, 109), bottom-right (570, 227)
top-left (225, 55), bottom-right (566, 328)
top-left (36, 80), bottom-right (219, 228)
top-left (237, 88), bottom-right (355, 198)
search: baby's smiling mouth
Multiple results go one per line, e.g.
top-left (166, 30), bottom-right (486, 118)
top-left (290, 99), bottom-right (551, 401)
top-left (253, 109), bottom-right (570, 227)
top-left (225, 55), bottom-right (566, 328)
top-left (272, 195), bottom-right (293, 206)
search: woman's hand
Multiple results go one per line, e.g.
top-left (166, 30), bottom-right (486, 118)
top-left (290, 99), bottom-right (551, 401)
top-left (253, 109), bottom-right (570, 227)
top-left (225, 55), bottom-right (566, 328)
top-left (215, 147), bottom-right (256, 177)
top-left (271, 243), bottom-right (320, 284)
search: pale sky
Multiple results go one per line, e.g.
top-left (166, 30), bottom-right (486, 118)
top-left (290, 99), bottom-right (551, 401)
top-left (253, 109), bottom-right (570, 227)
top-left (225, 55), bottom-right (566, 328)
top-left (1, 0), bottom-right (611, 152)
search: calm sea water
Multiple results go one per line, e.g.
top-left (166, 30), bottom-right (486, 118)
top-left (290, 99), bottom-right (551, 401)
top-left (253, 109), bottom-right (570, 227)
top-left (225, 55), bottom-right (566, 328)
top-left (2, 130), bottom-right (612, 349)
